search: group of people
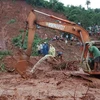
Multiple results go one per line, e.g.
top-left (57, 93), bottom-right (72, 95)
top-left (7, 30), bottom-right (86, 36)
top-left (52, 35), bottom-right (64, 41)
top-left (88, 25), bottom-right (100, 36)
top-left (37, 42), bottom-right (56, 57)
top-left (51, 34), bottom-right (76, 46)
top-left (37, 32), bottom-right (100, 72)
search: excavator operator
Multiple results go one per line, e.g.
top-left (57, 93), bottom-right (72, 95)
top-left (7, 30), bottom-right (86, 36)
top-left (86, 43), bottom-right (100, 72)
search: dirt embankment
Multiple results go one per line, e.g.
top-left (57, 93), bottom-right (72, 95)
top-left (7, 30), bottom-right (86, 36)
top-left (0, 0), bottom-right (66, 50)
top-left (0, 0), bottom-right (82, 61)
top-left (0, 1), bottom-right (100, 100)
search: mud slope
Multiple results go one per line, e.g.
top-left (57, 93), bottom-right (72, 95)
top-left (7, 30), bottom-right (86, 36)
top-left (0, 1), bottom-right (100, 100)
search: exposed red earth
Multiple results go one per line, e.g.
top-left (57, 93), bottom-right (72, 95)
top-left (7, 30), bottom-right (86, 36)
top-left (0, 1), bottom-right (100, 100)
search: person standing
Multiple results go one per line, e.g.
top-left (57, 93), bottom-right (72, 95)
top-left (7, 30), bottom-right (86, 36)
top-left (40, 43), bottom-right (43, 54)
top-left (42, 42), bottom-right (49, 56)
top-left (87, 43), bottom-right (100, 71)
top-left (37, 44), bottom-right (41, 54)
top-left (49, 44), bottom-right (56, 57)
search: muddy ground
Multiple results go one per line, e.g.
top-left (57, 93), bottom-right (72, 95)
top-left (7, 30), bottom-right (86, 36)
top-left (0, 60), bottom-right (100, 100)
top-left (0, 0), bottom-right (100, 100)
top-left (1, 57), bottom-right (100, 100)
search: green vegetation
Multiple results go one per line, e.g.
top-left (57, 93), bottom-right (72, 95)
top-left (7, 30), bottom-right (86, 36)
top-left (7, 19), bottom-right (16, 24)
top-left (12, 0), bottom-right (16, 3)
top-left (0, 50), bottom-right (11, 55)
top-left (0, 62), bottom-right (6, 72)
top-left (0, 50), bottom-right (11, 60)
top-left (0, 51), bottom-right (11, 72)
top-left (12, 29), bottom-right (49, 56)
top-left (25, 0), bottom-right (100, 29)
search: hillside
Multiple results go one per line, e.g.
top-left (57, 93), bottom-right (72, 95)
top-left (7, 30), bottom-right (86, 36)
top-left (0, 0), bottom-right (82, 60)
top-left (0, 0), bottom-right (66, 50)
top-left (0, 0), bottom-right (100, 100)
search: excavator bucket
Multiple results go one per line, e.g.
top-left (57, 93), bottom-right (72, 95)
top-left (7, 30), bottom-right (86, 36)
top-left (12, 10), bottom-right (37, 78)
top-left (15, 60), bottom-right (29, 78)
top-left (4, 49), bottom-right (31, 78)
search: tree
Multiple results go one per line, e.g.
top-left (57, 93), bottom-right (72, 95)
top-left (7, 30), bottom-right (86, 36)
top-left (86, 0), bottom-right (91, 9)
top-left (52, 2), bottom-right (65, 12)
top-left (25, 0), bottom-right (100, 28)
top-left (49, 0), bottom-right (59, 3)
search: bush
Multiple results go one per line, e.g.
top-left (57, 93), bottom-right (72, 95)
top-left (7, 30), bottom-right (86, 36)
top-left (0, 50), bottom-right (11, 55)
top-left (0, 51), bottom-right (11, 72)
top-left (12, 30), bottom-right (49, 56)
top-left (0, 50), bottom-right (11, 60)
top-left (0, 63), bottom-right (6, 72)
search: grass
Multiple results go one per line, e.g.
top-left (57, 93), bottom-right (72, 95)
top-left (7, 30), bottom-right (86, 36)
top-left (0, 50), bottom-right (11, 55)
top-left (0, 50), bottom-right (11, 72)
top-left (0, 62), bottom-right (6, 72)
top-left (7, 19), bottom-right (16, 24)
top-left (0, 50), bottom-right (11, 60)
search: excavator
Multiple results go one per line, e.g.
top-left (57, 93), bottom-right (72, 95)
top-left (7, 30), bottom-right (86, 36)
top-left (9, 9), bottom-right (100, 78)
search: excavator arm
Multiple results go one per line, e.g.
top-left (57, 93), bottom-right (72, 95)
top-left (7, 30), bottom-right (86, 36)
top-left (26, 10), bottom-right (90, 59)
top-left (37, 21), bottom-right (89, 42)
top-left (14, 10), bottom-right (91, 78)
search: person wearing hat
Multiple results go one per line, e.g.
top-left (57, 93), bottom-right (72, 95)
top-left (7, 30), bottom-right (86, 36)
top-left (87, 43), bottom-right (100, 71)
top-left (54, 51), bottom-right (64, 62)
